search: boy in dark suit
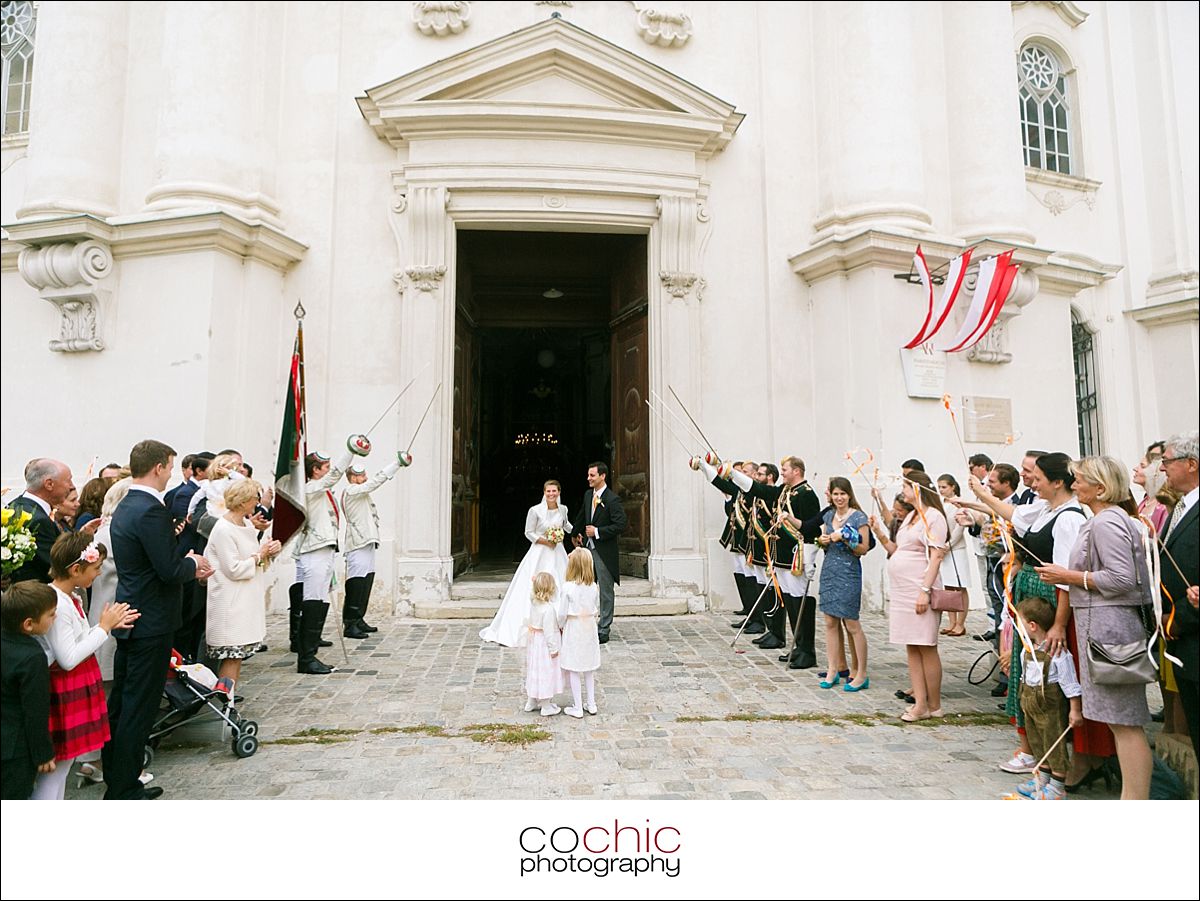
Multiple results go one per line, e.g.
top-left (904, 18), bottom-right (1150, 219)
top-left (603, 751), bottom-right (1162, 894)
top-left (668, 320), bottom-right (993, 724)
top-left (1, 581), bottom-right (58, 800)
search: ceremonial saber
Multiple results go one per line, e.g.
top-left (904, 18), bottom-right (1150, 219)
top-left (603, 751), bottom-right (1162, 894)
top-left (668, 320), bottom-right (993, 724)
top-left (404, 383), bottom-right (443, 453)
top-left (365, 363), bottom-right (429, 438)
top-left (650, 389), bottom-right (711, 454)
top-left (731, 523), bottom-right (782, 648)
top-left (668, 385), bottom-right (720, 460)
top-left (789, 549), bottom-right (824, 654)
top-left (645, 399), bottom-right (701, 458)
top-left (731, 578), bottom-right (777, 648)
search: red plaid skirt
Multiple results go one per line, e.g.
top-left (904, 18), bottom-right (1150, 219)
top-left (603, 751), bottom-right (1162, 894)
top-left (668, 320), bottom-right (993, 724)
top-left (48, 656), bottom-right (110, 761)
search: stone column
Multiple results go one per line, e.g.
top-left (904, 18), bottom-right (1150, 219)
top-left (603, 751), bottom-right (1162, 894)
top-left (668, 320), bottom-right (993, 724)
top-left (648, 193), bottom-right (706, 605)
top-left (942, 1), bottom-right (1036, 244)
top-left (18, 1), bottom-right (129, 219)
top-left (392, 183), bottom-right (454, 606)
top-left (144, 1), bottom-right (278, 222)
top-left (811, 1), bottom-right (932, 237)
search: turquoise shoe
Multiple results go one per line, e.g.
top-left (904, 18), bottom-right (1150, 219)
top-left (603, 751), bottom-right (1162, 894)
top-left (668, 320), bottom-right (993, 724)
top-left (818, 673), bottom-right (841, 689)
top-left (843, 677), bottom-right (870, 692)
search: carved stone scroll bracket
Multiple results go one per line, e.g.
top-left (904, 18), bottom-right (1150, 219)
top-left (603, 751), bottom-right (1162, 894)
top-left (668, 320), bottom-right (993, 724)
top-left (659, 270), bottom-right (697, 299)
top-left (965, 268), bottom-right (1040, 364)
top-left (387, 182), bottom-right (409, 293)
top-left (413, 2), bottom-right (471, 36)
top-left (634, 5), bottom-right (693, 48)
top-left (405, 264), bottom-right (447, 292)
top-left (17, 240), bottom-right (114, 352)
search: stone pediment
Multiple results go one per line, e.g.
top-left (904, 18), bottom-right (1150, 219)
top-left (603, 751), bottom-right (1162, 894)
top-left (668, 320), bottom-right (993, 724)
top-left (357, 16), bottom-right (742, 158)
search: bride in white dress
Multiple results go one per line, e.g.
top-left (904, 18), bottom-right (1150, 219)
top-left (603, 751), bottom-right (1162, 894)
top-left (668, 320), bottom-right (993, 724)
top-left (480, 481), bottom-right (572, 647)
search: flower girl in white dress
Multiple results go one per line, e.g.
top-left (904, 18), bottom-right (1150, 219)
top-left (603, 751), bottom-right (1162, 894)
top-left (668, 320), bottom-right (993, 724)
top-left (480, 481), bottom-right (572, 647)
top-left (558, 548), bottom-right (602, 718)
top-left (522, 572), bottom-right (563, 716)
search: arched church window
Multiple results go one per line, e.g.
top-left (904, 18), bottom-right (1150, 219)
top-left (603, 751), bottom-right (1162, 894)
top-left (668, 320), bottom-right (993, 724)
top-left (2, 0), bottom-right (36, 135)
top-left (1071, 310), bottom-right (1100, 456)
top-left (1018, 43), bottom-right (1073, 174)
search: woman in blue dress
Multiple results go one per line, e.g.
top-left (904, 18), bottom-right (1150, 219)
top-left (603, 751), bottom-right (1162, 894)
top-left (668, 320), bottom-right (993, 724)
top-left (817, 477), bottom-right (872, 691)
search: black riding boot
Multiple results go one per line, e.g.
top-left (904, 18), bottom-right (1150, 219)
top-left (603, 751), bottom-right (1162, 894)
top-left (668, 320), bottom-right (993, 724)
top-left (298, 600), bottom-right (334, 674)
top-left (759, 593), bottom-right (786, 650)
top-left (788, 596), bottom-right (817, 669)
top-left (342, 578), bottom-right (370, 639)
top-left (289, 582), bottom-right (303, 653)
top-left (778, 594), bottom-right (802, 661)
top-left (358, 571), bottom-right (378, 632)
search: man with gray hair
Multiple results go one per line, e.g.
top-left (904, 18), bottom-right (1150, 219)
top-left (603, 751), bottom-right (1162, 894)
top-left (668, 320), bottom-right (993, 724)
top-left (5, 458), bottom-right (75, 583)
top-left (1160, 430), bottom-right (1199, 754)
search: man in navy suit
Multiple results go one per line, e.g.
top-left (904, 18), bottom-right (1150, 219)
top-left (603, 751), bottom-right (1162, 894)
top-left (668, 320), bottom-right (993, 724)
top-left (4, 459), bottom-right (74, 583)
top-left (566, 462), bottom-right (626, 644)
top-left (1161, 431), bottom-right (1199, 755)
top-left (102, 440), bottom-right (212, 800)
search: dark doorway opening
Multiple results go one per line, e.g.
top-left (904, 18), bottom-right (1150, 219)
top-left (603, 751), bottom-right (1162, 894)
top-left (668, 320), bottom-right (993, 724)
top-left (452, 230), bottom-right (649, 576)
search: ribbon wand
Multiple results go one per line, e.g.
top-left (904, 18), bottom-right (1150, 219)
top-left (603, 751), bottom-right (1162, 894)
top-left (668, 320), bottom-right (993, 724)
top-left (941, 394), bottom-right (974, 473)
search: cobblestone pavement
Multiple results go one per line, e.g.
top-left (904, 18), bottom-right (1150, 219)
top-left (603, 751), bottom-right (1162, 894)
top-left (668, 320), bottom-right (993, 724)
top-left (68, 610), bottom-right (1130, 801)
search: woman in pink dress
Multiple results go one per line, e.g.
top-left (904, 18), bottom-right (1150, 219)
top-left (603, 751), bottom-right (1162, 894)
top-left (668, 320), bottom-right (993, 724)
top-left (872, 471), bottom-right (948, 722)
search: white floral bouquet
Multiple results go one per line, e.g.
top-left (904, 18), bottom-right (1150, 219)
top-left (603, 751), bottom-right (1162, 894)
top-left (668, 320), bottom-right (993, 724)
top-left (544, 526), bottom-right (565, 545)
top-left (2, 507), bottom-right (37, 578)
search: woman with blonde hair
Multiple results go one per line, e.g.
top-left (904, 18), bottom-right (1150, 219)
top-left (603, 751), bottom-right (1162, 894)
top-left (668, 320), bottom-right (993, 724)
top-left (558, 548), bottom-right (602, 718)
top-left (1034, 455), bottom-right (1154, 799)
top-left (205, 479), bottom-right (283, 698)
top-left (188, 452), bottom-right (244, 524)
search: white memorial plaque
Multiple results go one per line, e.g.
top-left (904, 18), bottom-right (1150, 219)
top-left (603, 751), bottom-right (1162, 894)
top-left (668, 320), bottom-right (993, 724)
top-left (962, 396), bottom-right (1014, 443)
top-left (899, 347), bottom-right (947, 399)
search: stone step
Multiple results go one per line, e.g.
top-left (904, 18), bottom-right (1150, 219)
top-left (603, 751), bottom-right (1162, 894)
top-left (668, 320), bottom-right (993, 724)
top-left (416, 580), bottom-right (691, 619)
top-left (449, 577), bottom-right (653, 601)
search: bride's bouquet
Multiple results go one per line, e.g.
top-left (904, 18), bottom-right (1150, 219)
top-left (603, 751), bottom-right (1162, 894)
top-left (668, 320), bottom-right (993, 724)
top-left (544, 526), bottom-right (565, 545)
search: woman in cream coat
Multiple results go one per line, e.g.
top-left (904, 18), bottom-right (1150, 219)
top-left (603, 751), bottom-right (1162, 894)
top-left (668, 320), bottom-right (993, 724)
top-left (205, 479), bottom-right (282, 697)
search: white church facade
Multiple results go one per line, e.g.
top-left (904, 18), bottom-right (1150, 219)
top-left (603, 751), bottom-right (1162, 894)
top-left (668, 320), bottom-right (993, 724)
top-left (2, 1), bottom-right (1197, 613)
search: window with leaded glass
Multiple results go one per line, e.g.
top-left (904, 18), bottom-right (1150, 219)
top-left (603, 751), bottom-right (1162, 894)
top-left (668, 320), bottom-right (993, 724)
top-left (1071, 311), bottom-right (1100, 456)
top-left (1018, 43), bottom-right (1073, 175)
top-left (2, 0), bottom-right (35, 135)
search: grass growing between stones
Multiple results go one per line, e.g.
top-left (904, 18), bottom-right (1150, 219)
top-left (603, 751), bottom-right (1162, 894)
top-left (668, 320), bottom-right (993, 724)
top-left (460, 723), bottom-right (553, 746)
top-left (677, 710), bottom-right (1011, 729)
top-left (265, 722), bottom-right (550, 747)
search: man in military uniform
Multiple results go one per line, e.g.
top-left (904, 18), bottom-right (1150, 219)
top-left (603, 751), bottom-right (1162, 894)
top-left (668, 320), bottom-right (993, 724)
top-left (723, 456), bottom-right (821, 663)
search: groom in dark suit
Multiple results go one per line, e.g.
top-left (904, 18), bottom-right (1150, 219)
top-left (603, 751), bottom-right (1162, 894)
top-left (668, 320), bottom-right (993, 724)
top-left (568, 462), bottom-right (626, 643)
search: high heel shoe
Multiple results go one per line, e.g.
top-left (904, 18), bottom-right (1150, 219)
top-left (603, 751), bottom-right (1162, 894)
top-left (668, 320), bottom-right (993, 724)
top-left (843, 677), bottom-right (870, 692)
top-left (1064, 763), bottom-right (1116, 794)
top-left (818, 673), bottom-right (841, 689)
top-left (75, 763), bottom-right (104, 788)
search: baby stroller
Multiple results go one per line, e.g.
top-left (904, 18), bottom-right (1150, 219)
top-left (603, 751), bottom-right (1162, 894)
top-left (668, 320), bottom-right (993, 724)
top-left (145, 650), bottom-right (260, 762)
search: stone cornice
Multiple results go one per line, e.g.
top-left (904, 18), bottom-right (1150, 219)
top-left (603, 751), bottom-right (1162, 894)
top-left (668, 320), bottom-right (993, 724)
top-left (1126, 297), bottom-right (1199, 327)
top-left (1, 210), bottom-right (308, 272)
top-left (789, 228), bottom-right (1120, 296)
